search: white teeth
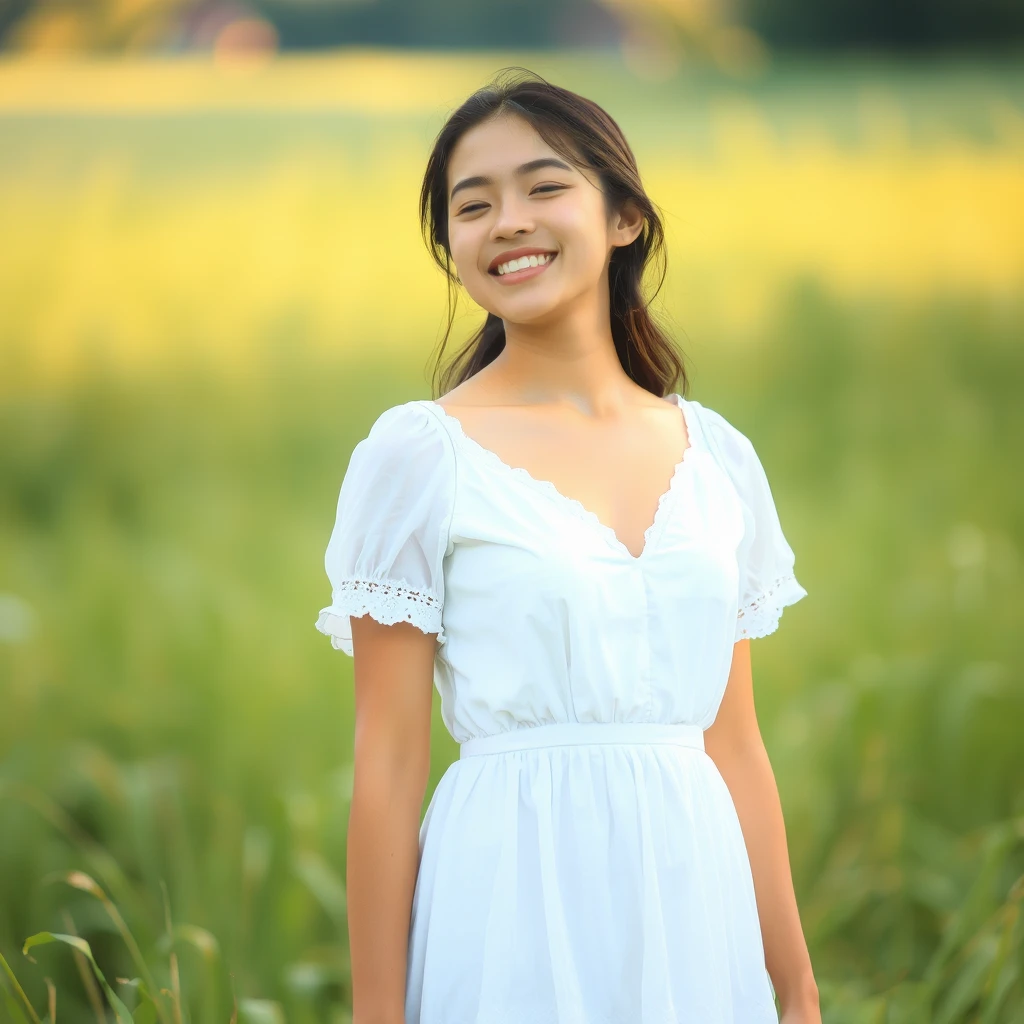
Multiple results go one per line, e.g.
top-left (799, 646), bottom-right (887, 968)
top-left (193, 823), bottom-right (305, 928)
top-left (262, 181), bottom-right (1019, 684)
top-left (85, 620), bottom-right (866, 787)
top-left (497, 252), bottom-right (553, 276)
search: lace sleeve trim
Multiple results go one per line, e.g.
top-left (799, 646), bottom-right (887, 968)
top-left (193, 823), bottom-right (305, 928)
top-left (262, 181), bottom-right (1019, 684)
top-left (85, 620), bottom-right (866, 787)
top-left (316, 577), bottom-right (446, 655)
top-left (735, 573), bottom-right (808, 641)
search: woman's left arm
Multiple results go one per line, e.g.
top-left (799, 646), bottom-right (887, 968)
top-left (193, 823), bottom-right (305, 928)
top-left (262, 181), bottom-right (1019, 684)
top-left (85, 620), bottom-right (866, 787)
top-left (703, 637), bottom-right (821, 1023)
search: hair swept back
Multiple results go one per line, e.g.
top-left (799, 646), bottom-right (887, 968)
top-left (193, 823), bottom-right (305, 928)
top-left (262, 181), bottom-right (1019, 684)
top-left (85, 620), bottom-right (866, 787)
top-left (418, 66), bottom-right (689, 399)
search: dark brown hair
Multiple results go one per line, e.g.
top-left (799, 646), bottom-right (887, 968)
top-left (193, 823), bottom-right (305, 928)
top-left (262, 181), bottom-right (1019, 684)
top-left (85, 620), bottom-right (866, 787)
top-left (419, 66), bottom-right (689, 400)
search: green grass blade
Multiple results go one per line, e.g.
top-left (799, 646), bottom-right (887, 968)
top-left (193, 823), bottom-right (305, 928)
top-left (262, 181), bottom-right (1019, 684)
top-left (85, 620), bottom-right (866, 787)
top-left (22, 934), bottom-right (132, 1024)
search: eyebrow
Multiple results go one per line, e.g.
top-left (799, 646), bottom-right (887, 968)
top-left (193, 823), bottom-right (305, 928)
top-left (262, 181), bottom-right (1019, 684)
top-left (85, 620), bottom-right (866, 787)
top-left (449, 157), bottom-right (575, 203)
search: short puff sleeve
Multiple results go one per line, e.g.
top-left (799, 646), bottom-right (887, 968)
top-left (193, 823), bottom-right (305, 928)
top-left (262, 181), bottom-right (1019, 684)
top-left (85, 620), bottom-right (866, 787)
top-left (315, 402), bottom-right (455, 656)
top-left (699, 406), bottom-right (808, 641)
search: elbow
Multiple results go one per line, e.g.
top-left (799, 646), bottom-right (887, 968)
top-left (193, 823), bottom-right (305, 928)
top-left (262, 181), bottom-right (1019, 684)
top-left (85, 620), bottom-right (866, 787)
top-left (704, 726), bottom-right (766, 771)
top-left (352, 727), bottom-right (432, 814)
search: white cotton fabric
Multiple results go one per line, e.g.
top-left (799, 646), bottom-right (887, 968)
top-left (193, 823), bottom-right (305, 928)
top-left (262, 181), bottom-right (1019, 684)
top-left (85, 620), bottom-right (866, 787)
top-left (316, 393), bottom-right (808, 1024)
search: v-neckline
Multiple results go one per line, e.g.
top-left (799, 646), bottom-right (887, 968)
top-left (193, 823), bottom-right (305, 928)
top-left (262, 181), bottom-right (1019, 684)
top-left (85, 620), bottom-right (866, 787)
top-left (422, 393), bottom-right (699, 563)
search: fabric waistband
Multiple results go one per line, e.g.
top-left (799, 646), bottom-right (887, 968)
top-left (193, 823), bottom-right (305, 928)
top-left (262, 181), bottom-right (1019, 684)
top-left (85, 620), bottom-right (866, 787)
top-left (459, 721), bottom-right (705, 758)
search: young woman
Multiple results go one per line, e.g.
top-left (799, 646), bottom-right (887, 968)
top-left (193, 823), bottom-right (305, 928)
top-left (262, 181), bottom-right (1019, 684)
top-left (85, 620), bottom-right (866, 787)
top-left (316, 68), bottom-right (820, 1024)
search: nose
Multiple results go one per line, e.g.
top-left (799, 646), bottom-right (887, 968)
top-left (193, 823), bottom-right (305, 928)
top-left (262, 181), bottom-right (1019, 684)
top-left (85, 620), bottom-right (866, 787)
top-left (489, 190), bottom-right (535, 240)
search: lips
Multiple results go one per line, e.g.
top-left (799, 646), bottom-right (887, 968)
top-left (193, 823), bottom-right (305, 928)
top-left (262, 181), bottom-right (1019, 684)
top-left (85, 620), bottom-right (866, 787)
top-left (487, 248), bottom-right (558, 275)
top-left (490, 254), bottom-right (558, 279)
top-left (489, 251), bottom-right (558, 286)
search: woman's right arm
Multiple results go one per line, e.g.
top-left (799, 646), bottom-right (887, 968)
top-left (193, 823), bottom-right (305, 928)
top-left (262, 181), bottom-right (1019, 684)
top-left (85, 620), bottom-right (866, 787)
top-left (313, 402), bottom-right (455, 1022)
top-left (347, 613), bottom-right (437, 1024)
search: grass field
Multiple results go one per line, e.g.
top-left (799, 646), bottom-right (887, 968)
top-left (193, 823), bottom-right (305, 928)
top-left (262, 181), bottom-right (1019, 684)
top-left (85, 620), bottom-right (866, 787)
top-left (1, 50), bottom-right (1023, 1024)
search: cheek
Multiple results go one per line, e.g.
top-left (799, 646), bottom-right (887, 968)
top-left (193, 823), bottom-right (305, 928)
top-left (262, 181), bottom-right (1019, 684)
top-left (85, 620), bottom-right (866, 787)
top-left (558, 233), bottom-right (607, 284)
top-left (552, 211), bottom-right (605, 267)
top-left (448, 230), bottom-right (483, 280)
top-left (447, 236), bottom-right (491, 300)
top-left (446, 233), bottom-right (467, 272)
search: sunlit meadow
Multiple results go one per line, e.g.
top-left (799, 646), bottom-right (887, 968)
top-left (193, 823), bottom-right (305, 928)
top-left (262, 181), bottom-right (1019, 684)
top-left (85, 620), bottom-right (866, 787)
top-left (1, 50), bottom-right (1022, 1024)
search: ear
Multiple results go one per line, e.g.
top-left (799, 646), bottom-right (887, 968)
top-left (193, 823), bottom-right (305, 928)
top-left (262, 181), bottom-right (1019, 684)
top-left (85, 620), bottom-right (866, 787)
top-left (610, 198), bottom-right (645, 249)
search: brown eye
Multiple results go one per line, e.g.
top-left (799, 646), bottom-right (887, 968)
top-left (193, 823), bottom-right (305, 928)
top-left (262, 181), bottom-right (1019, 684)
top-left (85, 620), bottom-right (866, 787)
top-left (457, 184), bottom-right (563, 215)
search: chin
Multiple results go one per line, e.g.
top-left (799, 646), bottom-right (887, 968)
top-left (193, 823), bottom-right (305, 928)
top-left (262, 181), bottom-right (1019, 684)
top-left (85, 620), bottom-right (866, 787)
top-left (497, 301), bottom-right (563, 325)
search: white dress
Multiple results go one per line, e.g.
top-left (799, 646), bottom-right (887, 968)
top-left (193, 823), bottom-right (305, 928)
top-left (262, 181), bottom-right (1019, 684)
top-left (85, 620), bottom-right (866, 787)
top-left (316, 392), bottom-right (808, 1024)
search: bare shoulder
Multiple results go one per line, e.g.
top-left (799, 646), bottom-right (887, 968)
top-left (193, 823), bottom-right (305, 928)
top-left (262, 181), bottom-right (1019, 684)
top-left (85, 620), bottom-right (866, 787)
top-left (433, 375), bottom-right (504, 412)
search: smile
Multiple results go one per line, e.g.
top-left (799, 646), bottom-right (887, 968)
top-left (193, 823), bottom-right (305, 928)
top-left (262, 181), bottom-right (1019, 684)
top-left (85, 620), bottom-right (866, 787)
top-left (490, 252), bottom-right (557, 284)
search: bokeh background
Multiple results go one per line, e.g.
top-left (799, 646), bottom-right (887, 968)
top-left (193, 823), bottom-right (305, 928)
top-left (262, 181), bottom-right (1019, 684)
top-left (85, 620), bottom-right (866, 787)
top-left (1, 2), bottom-right (1023, 1022)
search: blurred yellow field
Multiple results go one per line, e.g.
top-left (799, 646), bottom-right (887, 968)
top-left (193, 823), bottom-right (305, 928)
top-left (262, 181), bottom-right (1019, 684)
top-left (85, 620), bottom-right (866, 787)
top-left (1, 53), bottom-right (1022, 382)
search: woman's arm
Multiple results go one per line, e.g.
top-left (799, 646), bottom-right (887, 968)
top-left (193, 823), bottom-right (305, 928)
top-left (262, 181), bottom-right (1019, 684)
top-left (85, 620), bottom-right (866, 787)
top-left (703, 638), bottom-right (821, 1021)
top-left (346, 615), bottom-right (436, 1024)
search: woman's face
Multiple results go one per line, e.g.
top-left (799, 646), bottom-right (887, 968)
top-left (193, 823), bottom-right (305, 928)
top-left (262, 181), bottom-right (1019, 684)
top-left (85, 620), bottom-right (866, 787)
top-left (444, 113), bottom-right (642, 324)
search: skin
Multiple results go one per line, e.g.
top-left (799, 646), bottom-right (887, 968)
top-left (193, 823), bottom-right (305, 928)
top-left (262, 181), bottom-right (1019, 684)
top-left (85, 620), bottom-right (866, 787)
top-left (346, 110), bottom-right (820, 1024)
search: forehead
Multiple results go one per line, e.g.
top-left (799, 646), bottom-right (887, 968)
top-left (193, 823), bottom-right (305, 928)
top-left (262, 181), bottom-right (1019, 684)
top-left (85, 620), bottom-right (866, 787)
top-left (446, 114), bottom-right (569, 185)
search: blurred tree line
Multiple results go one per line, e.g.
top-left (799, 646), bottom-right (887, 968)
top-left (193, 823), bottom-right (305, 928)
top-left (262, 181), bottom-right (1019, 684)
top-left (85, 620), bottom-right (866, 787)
top-left (1, 0), bottom-right (1022, 53)
top-left (742, 0), bottom-right (1024, 50)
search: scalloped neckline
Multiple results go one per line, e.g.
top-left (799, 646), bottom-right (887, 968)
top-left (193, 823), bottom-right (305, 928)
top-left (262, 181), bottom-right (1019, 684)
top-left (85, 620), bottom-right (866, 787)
top-left (423, 393), bottom-right (699, 563)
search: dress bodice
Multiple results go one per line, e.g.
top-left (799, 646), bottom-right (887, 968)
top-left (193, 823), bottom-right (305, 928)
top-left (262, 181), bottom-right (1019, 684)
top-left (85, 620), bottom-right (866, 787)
top-left (315, 393), bottom-right (807, 747)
